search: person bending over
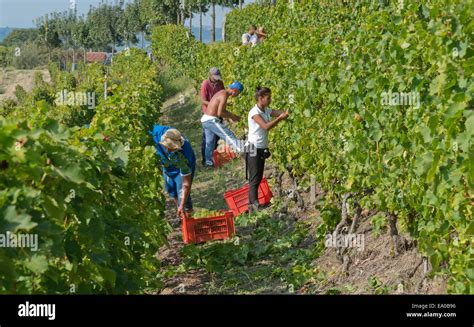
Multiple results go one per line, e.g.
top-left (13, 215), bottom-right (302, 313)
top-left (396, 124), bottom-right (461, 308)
top-left (150, 125), bottom-right (196, 217)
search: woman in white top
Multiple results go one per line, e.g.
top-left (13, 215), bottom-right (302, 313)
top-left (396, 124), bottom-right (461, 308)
top-left (246, 87), bottom-right (289, 212)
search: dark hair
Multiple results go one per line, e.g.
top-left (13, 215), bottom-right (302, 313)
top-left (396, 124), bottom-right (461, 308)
top-left (250, 25), bottom-right (257, 30)
top-left (255, 86), bottom-right (271, 101)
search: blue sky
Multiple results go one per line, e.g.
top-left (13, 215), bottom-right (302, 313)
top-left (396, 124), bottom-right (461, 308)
top-left (0, 0), bottom-right (255, 28)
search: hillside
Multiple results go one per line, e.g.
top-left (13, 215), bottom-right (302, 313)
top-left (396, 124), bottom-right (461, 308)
top-left (0, 27), bottom-right (12, 42)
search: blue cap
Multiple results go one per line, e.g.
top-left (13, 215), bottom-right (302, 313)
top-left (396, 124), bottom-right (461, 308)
top-left (228, 81), bottom-right (244, 93)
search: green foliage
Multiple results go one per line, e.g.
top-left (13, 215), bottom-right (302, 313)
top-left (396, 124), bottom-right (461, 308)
top-left (14, 86), bottom-right (28, 105)
top-left (0, 49), bottom-right (167, 294)
top-left (29, 0), bottom-right (191, 53)
top-left (325, 287), bottom-right (342, 295)
top-left (0, 27), bottom-right (12, 43)
top-left (0, 46), bottom-right (13, 67)
top-left (224, 1), bottom-right (359, 44)
top-left (367, 276), bottom-right (392, 295)
top-left (151, 24), bottom-right (204, 83)
top-left (180, 211), bottom-right (321, 292)
top-left (0, 99), bottom-right (18, 117)
top-left (371, 213), bottom-right (387, 237)
top-left (87, 3), bottom-right (124, 51)
top-left (11, 42), bottom-right (49, 69)
top-left (192, 208), bottom-right (222, 219)
top-left (152, 1), bottom-right (474, 293)
top-left (34, 15), bottom-right (62, 52)
top-left (0, 29), bottom-right (39, 47)
top-left (91, 49), bottom-right (162, 143)
top-left (157, 63), bottom-right (195, 99)
top-left (9, 62), bottom-right (103, 127)
top-left (119, 1), bottom-right (141, 45)
top-left (139, 0), bottom-right (184, 26)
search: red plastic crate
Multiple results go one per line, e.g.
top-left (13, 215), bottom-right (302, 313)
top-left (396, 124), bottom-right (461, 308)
top-left (212, 146), bottom-right (237, 168)
top-left (224, 177), bottom-right (273, 216)
top-left (181, 210), bottom-right (235, 244)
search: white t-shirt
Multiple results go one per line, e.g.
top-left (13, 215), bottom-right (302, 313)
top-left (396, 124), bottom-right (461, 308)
top-left (242, 33), bottom-right (258, 46)
top-left (250, 34), bottom-right (258, 47)
top-left (242, 33), bottom-right (251, 45)
top-left (248, 105), bottom-right (272, 149)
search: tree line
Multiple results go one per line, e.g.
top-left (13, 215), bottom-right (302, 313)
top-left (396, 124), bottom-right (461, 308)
top-left (0, 0), bottom-right (295, 68)
top-left (31, 0), bottom-right (245, 55)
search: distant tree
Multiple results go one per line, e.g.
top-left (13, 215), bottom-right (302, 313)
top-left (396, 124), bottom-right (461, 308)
top-left (87, 1), bottom-right (124, 52)
top-left (31, 0), bottom-right (201, 54)
top-left (71, 15), bottom-right (91, 52)
top-left (35, 15), bottom-right (61, 61)
top-left (53, 10), bottom-right (76, 49)
top-left (186, 0), bottom-right (210, 41)
top-left (140, 0), bottom-right (180, 26)
top-left (210, 0), bottom-right (239, 42)
top-left (136, 0), bottom-right (167, 48)
top-left (137, 0), bottom-right (188, 44)
top-left (1, 29), bottom-right (40, 47)
top-left (119, 1), bottom-right (140, 47)
top-left (197, 1), bottom-right (211, 42)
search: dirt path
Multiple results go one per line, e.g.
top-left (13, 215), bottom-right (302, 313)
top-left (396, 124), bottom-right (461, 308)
top-left (156, 89), bottom-right (247, 294)
top-left (156, 198), bottom-right (211, 294)
top-left (0, 68), bottom-right (51, 102)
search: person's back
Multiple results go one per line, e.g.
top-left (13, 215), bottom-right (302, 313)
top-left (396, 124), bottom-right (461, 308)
top-left (150, 125), bottom-right (196, 216)
top-left (151, 125), bottom-right (195, 177)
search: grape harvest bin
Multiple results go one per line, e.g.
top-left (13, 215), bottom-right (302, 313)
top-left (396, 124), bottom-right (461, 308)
top-left (224, 177), bottom-right (273, 216)
top-left (181, 211), bottom-right (236, 244)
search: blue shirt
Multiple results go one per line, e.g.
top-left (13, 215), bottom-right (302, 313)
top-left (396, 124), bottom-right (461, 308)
top-left (150, 125), bottom-right (196, 178)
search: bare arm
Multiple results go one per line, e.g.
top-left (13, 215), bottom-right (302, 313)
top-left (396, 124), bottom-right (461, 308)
top-left (253, 111), bottom-right (288, 131)
top-left (218, 98), bottom-right (240, 121)
top-left (177, 174), bottom-right (192, 216)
